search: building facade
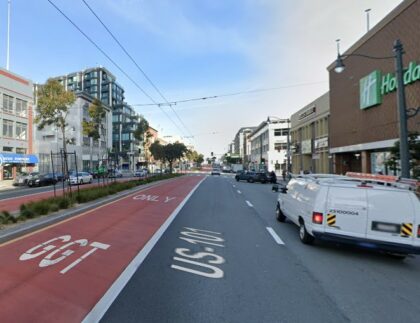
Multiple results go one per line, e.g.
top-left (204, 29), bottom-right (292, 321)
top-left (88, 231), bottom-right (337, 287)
top-left (327, 0), bottom-right (420, 176)
top-left (34, 92), bottom-right (112, 173)
top-left (249, 117), bottom-right (289, 173)
top-left (0, 68), bottom-right (36, 181)
top-left (290, 92), bottom-right (330, 174)
top-left (111, 103), bottom-right (140, 170)
top-left (233, 127), bottom-right (255, 165)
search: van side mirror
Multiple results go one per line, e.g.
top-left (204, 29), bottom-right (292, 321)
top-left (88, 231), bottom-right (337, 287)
top-left (272, 184), bottom-right (279, 192)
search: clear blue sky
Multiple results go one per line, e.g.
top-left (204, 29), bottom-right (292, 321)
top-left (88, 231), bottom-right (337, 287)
top-left (0, 0), bottom-right (403, 157)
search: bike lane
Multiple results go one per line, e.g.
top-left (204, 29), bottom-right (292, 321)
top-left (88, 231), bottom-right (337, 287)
top-left (0, 175), bottom-right (205, 323)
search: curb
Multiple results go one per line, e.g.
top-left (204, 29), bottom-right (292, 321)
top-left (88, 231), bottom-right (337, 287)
top-left (0, 176), bottom-right (181, 244)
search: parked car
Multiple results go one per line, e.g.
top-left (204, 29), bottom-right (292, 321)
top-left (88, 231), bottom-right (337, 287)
top-left (135, 169), bottom-right (147, 177)
top-left (68, 172), bottom-right (93, 185)
top-left (13, 172), bottom-right (39, 186)
top-left (275, 173), bottom-right (420, 258)
top-left (235, 171), bottom-right (269, 183)
top-left (108, 169), bottom-right (123, 178)
top-left (27, 173), bottom-right (57, 187)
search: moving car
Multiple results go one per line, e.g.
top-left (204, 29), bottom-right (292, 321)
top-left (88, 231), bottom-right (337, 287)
top-left (135, 169), bottom-right (148, 177)
top-left (211, 168), bottom-right (221, 175)
top-left (68, 172), bottom-right (93, 185)
top-left (27, 173), bottom-right (57, 187)
top-left (275, 173), bottom-right (420, 258)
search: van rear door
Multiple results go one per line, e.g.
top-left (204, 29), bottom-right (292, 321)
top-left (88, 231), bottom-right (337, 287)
top-left (325, 186), bottom-right (368, 239)
top-left (366, 189), bottom-right (416, 245)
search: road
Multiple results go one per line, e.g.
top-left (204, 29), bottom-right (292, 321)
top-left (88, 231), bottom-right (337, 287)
top-left (103, 174), bottom-right (420, 323)
top-left (0, 174), bottom-right (419, 323)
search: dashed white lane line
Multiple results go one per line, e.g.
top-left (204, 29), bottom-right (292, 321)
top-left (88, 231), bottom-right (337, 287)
top-left (245, 200), bottom-right (253, 207)
top-left (266, 227), bottom-right (285, 245)
top-left (233, 184), bottom-right (236, 188)
top-left (237, 190), bottom-right (242, 194)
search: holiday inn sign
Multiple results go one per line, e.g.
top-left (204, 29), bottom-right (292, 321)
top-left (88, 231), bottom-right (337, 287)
top-left (359, 61), bottom-right (420, 109)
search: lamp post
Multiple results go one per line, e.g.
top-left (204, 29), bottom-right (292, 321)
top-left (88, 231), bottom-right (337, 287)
top-left (334, 39), bottom-right (411, 178)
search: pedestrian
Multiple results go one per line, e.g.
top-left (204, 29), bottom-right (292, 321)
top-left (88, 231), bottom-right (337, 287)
top-left (270, 171), bottom-right (277, 184)
top-left (282, 169), bottom-right (286, 181)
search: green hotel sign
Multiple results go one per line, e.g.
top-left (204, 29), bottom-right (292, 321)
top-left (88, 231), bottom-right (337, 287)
top-left (359, 61), bottom-right (420, 109)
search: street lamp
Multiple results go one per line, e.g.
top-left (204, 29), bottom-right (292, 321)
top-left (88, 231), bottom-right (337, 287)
top-left (333, 39), bottom-right (411, 178)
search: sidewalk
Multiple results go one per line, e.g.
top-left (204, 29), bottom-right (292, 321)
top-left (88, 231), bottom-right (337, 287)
top-left (0, 180), bottom-right (17, 192)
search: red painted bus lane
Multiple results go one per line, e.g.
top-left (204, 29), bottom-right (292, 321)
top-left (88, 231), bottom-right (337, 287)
top-left (0, 175), bottom-right (204, 323)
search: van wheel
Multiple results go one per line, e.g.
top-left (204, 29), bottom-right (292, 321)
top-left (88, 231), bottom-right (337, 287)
top-left (276, 204), bottom-right (286, 222)
top-left (299, 222), bottom-right (314, 245)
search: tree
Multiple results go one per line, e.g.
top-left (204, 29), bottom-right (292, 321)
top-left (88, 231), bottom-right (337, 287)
top-left (35, 79), bottom-right (76, 155)
top-left (195, 154), bottom-right (204, 165)
top-left (149, 141), bottom-right (165, 169)
top-left (133, 116), bottom-right (151, 167)
top-left (82, 99), bottom-right (106, 171)
top-left (164, 142), bottom-right (188, 173)
top-left (149, 141), bottom-right (188, 173)
top-left (385, 132), bottom-right (420, 178)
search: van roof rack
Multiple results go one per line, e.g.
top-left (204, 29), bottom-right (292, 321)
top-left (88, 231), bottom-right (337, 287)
top-left (345, 172), bottom-right (419, 192)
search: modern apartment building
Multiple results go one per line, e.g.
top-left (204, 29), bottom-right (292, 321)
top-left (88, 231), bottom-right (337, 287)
top-left (111, 103), bottom-right (140, 170)
top-left (290, 92), bottom-right (330, 174)
top-left (34, 91), bottom-right (112, 173)
top-left (249, 117), bottom-right (289, 173)
top-left (33, 66), bottom-right (123, 172)
top-left (0, 68), bottom-right (36, 181)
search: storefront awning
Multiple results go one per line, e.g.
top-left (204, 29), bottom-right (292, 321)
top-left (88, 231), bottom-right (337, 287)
top-left (0, 153), bottom-right (39, 165)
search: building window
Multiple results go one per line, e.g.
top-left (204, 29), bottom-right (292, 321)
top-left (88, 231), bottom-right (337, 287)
top-left (16, 122), bottom-right (27, 140)
top-left (3, 146), bottom-right (13, 152)
top-left (15, 99), bottom-right (27, 117)
top-left (16, 148), bottom-right (27, 154)
top-left (122, 133), bottom-right (130, 141)
top-left (3, 119), bottom-right (13, 137)
top-left (3, 94), bottom-right (14, 114)
top-left (274, 143), bottom-right (288, 152)
top-left (274, 129), bottom-right (289, 136)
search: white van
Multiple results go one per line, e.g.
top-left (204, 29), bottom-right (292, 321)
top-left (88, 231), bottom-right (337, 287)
top-left (275, 173), bottom-right (420, 257)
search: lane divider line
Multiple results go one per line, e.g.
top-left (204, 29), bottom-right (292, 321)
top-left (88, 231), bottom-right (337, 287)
top-left (246, 200), bottom-right (253, 207)
top-left (266, 227), bottom-right (285, 245)
top-left (81, 176), bottom-right (206, 323)
top-left (237, 190), bottom-right (241, 194)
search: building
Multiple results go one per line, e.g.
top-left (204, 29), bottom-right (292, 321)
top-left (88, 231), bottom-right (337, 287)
top-left (54, 67), bottom-right (125, 107)
top-left (233, 127), bottom-right (255, 165)
top-left (111, 103), bottom-right (141, 170)
top-left (249, 117), bottom-right (289, 173)
top-left (327, 0), bottom-right (420, 176)
top-left (0, 68), bottom-right (37, 181)
top-left (290, 92), bottom-right (330, 174)
top-left (34, 91), bottom-right (112, 173)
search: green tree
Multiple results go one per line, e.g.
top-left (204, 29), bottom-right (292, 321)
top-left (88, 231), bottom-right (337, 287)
top-left (133, 116), bottom-right (151, 167)
top-left (35, 79), bottom-right (76, 155)
top-left (149, 141), bottom-right (165, 170)
top-left (164, 142), bottom-right (188, 173)
top-left (385, 132), bottom-right (420, 178)
top-left (82, 99), bottom-right (106, 171)
top-left (195, 154), bottom-right (204, 165)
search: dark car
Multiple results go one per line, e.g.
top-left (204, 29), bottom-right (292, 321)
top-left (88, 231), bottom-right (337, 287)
top-left (27, 173), bottom-right (58, 187)
top-left (235, 171), bottom-right (254, 182)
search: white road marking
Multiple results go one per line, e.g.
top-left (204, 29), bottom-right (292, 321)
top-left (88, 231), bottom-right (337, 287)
top-left (266, 227), bottom-right (285, 245)
top-left (245, 200), bottom-right (253, 207)
top-left (232, 185), bottom-right (236, 188)
top-left (237, 190), bottom-right (241, 194)
top-left (81, 176), bottom-right (207, 323)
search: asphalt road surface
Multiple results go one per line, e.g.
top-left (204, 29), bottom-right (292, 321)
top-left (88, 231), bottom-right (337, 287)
top-left (102, 174), bottom-right (420, 323)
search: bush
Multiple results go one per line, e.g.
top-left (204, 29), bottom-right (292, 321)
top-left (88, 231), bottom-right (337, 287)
top-left (20, 207), bottom-right (35, 219)
top-left (1, 211), bottom-right (17, 224)
top-left (31, 201), bottom-right (50, 216)
top-left (58, 197), bottom-right (72, 209)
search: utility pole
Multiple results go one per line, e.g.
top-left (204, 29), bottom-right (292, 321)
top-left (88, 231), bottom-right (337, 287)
top-left (6, 0), bottom-right (11, 70)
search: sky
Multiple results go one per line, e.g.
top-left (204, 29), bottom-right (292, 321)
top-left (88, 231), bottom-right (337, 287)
top-left (0, 0), bottom-right (403, 157)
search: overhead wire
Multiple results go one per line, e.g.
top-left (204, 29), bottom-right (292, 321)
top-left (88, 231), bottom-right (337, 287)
top-left (131, 80), bottom-right (328, 107)
top-left (80, 0), bottom-right (194, 139)
top-left (46, 0), bottom-right (188, 138)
